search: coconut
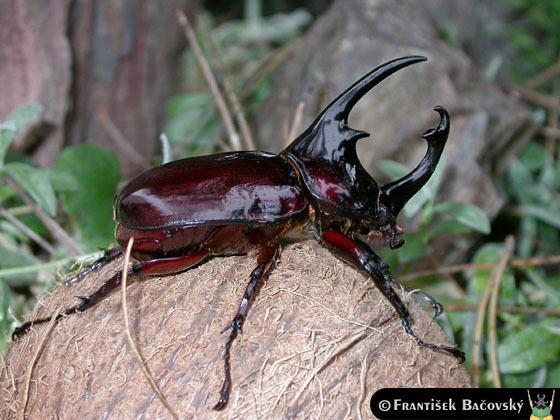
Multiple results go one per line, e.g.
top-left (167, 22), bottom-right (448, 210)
top-left (1, 241), bottom-right (471, 418)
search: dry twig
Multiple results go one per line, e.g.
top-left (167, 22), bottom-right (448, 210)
top-left (199, 21), bottom-right (257, 150)
top-left (545, 82), bottom-right (559, 158)
top-left (120, 238), bottom-right (179, 419)
top-left (0, 205), bottom-right (55, 254)
top-left (177, 11), bottom-right (241, 151)
top-left (6, 177), bottom-right (82, 256)
top-left (286, 100), bottom-right (306, 147)
top-left (400, 254), bottom-right (560, 281)
top-left (241, 42), bottom-right (294, 100)
top-left (488, 235), bottom-right (515, 388)
top-left (527, 60), bottom-right (560, 88)
top-left (97, 108), bottom-right (150, 170)
top-left (505, 83), bottom-right (560, 110)
top-left (445, 304), bottom-right (560, 317)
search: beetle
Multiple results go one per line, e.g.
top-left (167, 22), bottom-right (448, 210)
top-left (13, 56), bottom-right (464, 410)
top-left (528, 390), bottom-right (555, 420)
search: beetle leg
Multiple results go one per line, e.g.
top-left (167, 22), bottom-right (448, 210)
top-left (214, 245), bottom-right (279, 411)
top-left (12, 251), bottom-right (208, 340)
top-left (403, 288), bottom-right (443, 319)
top-left (321, 230), bottom-right (464, 360)
top-left (64, 247), bottom-right (123, 286)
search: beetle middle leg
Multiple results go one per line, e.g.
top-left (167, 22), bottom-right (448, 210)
top-left (321, 230), bottom-right (464, 360)
top-left (214, 245), bottom-right (279, 410)
top-left (12, 251), bottom-right (208, 340)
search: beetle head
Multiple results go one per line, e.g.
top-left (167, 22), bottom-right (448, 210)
top-left (281, 56), bottom-right (449, 245)
top-left (535, 394), bottom-right (549, 408)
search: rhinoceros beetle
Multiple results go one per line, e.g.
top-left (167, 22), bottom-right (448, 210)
top-left (528, 390), bottom-right (555, 420)
top-left (13, 56), bottom-right (464, 410)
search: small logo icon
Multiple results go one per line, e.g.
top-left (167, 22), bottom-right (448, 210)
top-left (528, 390), bottom-right (555, 420)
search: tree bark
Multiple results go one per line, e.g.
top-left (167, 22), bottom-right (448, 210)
top-left (0, 0), bottom-right (195, 177)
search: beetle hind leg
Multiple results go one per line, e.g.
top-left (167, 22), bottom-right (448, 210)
top-left (12, 251), bottom-right (209, 340)
top-left (214, 245), bottom-right (279, 411)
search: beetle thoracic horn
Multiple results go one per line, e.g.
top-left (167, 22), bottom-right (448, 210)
top-left (379, 106), bottom-right (450, 217)
top-left (319, 55), bottom-right (427, 124)
top-left (284, 56), bottom-right (428, 161)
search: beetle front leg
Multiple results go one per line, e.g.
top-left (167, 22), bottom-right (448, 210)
top-left (214, 245), bottom-right (279, 410)
top-left (13, 251), bottom-right (208, 340)
top-left (64, 247), bottom-right (123, 286)
top-left (321, 230), bottom-right (464, 360)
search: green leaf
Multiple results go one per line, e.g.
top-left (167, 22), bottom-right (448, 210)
top-left (545, 361), bottom-right (560, 387)
top-left (498, 320), bottom-right (560, 374)
top-left (46, 168), bottom-right (79, 192)
top-left (433, 202), bottom-right (490, 234)
top-left (0, 104), bottom-right (43, 169)
top-left (506, 159), bottom-right (539, 204)
top-left (376, 158), bottom-right (445, 218)
top-left (520, 142), bottom-right (551, 172)
top-left (425, 219), bottom-right (471, 240)
top-left (4, 162), bottom-right (57, 216)
top-left (519, 205), bottom-right (560, 229)
top-left (376, 159), bottom-right (408, 179)
top-left (6, 104), bottom-right (42, 132)
top-left (398, 234), bottom-right (428, 264)
top-left (55, 145), bottom-right (121, 250)
top-left (502, 367), bottom-right (547, 388)
top-left (518, 216), bottom-right (536, 258)
top-left (0, 127), bottom-right (15, 168)
top-left (0, 185), bottom-right (16, 203)
top-left (0, 246), bottom-right (40, 287)
top-left (524, 267), bottom-right (560, 306)
top-left (0, 280), bottom-right (11, 353)
top-left (468, 243), bottom-right (516, 304)
top-left (167, 93), bottom-right (212, 117)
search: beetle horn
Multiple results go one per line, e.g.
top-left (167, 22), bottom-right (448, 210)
top-left (284, 56), bottom-right (427, 156)
top-left (380, 106), bottom-right (450, 216)
top-left (320, 55), bottom-right (427, 125)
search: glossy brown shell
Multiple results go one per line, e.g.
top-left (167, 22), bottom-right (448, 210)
top-left (115, 152), bottom-right (308, 230)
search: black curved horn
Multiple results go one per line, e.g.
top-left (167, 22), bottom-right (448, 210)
top-left (380, 106), bottom-right (450, 216)
top-left (284, 56), bottom-right (427, 157)
top-left (321, 55), bottom-right (427, 124)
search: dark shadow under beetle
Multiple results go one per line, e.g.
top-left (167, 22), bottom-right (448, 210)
top-left (13, 56), bottom-right (464, 411)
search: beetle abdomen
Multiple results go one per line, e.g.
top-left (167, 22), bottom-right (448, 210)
top-left (116, 152), bottom-right (307, 230)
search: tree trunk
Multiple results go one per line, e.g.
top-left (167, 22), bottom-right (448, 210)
top-left (0, 0), bottom-right (196, 177)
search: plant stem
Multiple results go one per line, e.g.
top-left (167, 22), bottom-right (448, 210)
top-left (7, 176), bottom-right (83, 256)
top-left (0, 252), bottom-right (102, 278)
top-left (488, 235), bottom-right (515, 388)
top-left (0, 205), bottom-right (55, 254)
top-left (400, 254), bottom-right (560, 281)
top-left (177, 11), bottom-right (241, 150)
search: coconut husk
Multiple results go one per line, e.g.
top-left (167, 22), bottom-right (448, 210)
top-left (1, 241), bottom-right (470, 418)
